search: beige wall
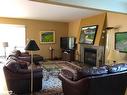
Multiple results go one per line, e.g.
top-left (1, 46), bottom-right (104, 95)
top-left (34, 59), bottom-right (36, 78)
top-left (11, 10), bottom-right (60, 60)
top-left (0, 17), bottom-right (68, 59)
top-left (68, 19), bottom-right (81, 60)
top-left (106, 12), bottom-right (127, 63)
top-left (68, 19), bottom-right (81, 38)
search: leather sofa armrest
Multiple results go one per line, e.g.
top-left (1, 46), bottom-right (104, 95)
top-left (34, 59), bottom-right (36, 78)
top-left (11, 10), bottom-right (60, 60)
top-left (59, 73), bottom-right (89, 85)
top-left (58, 74), bottom-right (89, 95)
top-left (18, 69), bottom-right (31, 74)
top-left (7, 54), bottom-right (17, 60)
top-left (61, 68), bottom-right (78, 80)
top-left (18, 68), bottom-right (43, 74)
top-left (7, 71), bottom-right (43, 80)
top-left (33, 68), bottom-right (43, 72)
top-left (4, 66), bottom-right (43, 80)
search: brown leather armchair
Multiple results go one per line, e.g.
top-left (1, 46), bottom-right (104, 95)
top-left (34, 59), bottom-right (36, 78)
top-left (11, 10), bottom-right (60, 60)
top-left (59, 63), bottom-right (127, 95)
top-left (3, 59), bottom-right (43, 94)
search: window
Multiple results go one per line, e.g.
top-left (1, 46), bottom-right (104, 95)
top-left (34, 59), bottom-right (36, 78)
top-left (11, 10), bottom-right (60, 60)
top-left (0, 24), bottom-right (26, 57)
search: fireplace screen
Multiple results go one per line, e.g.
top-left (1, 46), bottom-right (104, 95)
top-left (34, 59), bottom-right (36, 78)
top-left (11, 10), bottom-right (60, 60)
top-left (84, 48), bottom-right (97, 66)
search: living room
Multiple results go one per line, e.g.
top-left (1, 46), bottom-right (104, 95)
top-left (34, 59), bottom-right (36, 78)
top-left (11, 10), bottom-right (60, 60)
top-left (0, 0), bottom-right (127, 95)
top-left (1, 12), bottom-right (127, 64)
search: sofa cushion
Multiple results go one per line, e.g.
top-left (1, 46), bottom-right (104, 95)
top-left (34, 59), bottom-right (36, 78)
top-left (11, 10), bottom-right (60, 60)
top-left (108, 63), bottom-right (127, 73)
top-left (77, 66), bottom-right (108, 79)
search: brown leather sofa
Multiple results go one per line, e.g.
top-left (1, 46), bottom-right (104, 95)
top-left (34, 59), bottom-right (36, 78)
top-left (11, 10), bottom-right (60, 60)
top-left (7, 50), bottom-right (43, 65)
top-left (3, 58), bottom-right (43, 94)
top-left (59, 63), bottom-right (127, 95)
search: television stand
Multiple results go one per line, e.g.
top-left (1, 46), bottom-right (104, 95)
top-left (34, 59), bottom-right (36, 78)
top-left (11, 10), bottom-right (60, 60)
top-left (62, 49), bottom-right (75, 61)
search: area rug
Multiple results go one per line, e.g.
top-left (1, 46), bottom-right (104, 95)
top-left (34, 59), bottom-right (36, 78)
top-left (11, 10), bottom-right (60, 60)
top-left (42, 75), bottom-right (63, 95)
top-left (33, 75), bottom-right (63, 95)
top-left (34, 61), bottom-right (64, 95)
top-left (34, 60), bottom-right (82, 95)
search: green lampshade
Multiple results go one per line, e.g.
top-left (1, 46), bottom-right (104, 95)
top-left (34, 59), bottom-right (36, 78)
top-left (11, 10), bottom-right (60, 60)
top-left (25, 40), bottom-right (40, 51)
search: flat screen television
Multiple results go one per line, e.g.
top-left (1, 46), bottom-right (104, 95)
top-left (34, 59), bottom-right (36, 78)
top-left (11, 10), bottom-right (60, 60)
top-left (115, 32), bottom-right (127, 53)
top-left (79, 25), bottom-right (98, 44)
top-left (60, 37), bottom-right (76, 50)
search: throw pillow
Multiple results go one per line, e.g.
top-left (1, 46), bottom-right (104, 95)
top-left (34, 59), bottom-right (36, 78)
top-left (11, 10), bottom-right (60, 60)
top-left (15, 50), bottom-right (21, 56)
top-left (108, 63), bottom-right (127, 73)
top-left (77, 66), bottom-right (108, 79)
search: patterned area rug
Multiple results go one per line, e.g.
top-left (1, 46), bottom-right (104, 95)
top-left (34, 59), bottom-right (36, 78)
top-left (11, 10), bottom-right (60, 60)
top-left (34, 60), bottom-right (81, 95)
top-left (34, 61), bottom-right (64, 95)
top-left (42, 75), bottom-right (63, 95)
top-left (34, 74), bottom-right (63, 95)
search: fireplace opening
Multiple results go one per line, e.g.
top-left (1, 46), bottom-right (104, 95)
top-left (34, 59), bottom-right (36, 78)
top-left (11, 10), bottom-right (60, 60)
top-left (83, 46), bottom-right (104, 66)
top-left (84, 48), bottom-right (97, 66)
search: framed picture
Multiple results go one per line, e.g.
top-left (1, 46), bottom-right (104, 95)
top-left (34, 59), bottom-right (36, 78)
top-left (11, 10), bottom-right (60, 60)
top-left (79, 25), bottom-right (98, 44)
top-left (40, 31), bottom-right (55, 44)
top-left (115, 32), bottom-right (127, 53)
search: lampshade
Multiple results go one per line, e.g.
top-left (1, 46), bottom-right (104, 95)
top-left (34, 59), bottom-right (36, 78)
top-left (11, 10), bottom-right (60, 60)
top-left (2, 42), bottom-right (8, 47)
top-left (25, 40), bottom-right (40, 51)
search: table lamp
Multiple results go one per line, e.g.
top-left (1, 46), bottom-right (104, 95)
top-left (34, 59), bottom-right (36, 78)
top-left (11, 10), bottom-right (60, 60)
top-left (25, 40), bottom-right (40, 94)
top-left (2, 42), bottom-right (8, 58)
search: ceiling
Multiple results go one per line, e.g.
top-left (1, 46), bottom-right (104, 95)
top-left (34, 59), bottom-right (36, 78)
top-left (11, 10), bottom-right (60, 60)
top-left (0, 0), bottom-right (103, 22)
top-left (37, 0), bottom-right (127, 14)
top-left (0, 0), bottom-right (127, 22)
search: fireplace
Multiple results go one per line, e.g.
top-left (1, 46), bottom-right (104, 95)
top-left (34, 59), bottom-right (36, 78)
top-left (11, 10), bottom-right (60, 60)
top-left (80, 44), bottom-right (104, 66)
top-left (84, 48), bottom-right (97, 66)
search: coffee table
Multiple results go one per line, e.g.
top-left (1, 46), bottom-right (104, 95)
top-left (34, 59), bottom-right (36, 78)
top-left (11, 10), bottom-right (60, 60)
top-left (42, 63), bottom-right (61, 80)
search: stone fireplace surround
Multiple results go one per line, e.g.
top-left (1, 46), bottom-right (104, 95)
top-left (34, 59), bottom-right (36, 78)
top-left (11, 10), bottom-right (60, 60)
top-left (80, 44), bottom-right (104, 67)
